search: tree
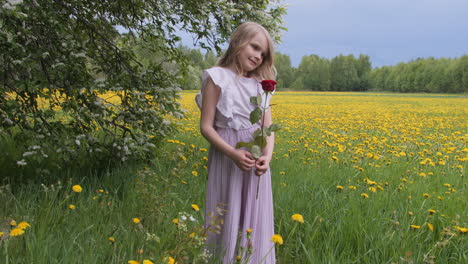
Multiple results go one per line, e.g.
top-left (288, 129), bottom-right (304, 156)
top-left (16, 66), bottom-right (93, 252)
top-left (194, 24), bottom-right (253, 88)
top-left (330, 55), bottom-right (359, 91)
top-left (274, 52), bottom-right (294, 89)
top-left (355, 54), bottom-right (371, 91)
top-left (0, 0), bottom-right (286, 174)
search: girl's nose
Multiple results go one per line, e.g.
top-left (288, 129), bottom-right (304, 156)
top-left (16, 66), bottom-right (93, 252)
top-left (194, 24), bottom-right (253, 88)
top-left (253, 52), bottom-right (261, 61)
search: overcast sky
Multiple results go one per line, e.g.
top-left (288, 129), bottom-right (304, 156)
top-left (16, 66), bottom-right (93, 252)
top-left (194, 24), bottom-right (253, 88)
top-left (277, 0), bottom-right (468, 68)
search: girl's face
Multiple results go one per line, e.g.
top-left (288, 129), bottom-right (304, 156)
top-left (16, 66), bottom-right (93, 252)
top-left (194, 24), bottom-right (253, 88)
top-left (238, 32), bottom-right (268, 75)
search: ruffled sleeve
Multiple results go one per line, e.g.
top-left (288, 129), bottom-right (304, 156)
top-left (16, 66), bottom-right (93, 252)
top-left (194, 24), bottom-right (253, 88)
top-left (195, 67), bottom-right (234, 126)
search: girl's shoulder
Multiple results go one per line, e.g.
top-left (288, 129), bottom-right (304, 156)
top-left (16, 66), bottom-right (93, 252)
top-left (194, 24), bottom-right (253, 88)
top-left (204, 66), bottom-right (236, 77)
top-left (202, 67), bottom-right (236, 90)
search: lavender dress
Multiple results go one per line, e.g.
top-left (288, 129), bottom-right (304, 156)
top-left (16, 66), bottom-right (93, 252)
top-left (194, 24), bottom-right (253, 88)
top-left (196, 67), bottom-right (276, 264)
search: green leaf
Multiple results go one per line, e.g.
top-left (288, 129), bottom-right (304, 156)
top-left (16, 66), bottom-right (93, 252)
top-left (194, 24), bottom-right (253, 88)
top-left (252, 128), bottom-right (262, 138)
top-left (253, 135), bottom-right (267, 149)
top-left (250, 95), bottom-right (262, 105)
top-left (251, 145), bottom-right (262, 159)
top-left (249, 107), bottom-right (262, 124)
top-left (268, 123), bottom-right (281, 132)
top-left (235, 141), bottom-right (252, 149)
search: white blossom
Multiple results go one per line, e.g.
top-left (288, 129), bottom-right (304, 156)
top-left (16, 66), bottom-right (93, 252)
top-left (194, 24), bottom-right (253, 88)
top-left (22, 151), bottom-right (36, 157)
top-left (16, 159), bottom-right (27, 166)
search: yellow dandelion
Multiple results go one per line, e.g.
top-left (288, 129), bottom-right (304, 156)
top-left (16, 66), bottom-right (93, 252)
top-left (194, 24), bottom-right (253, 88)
top-left (336, 185), bottom-right (344, 191)
top-left (419, 172), bottom-right (427, 177)
top-left (200, 148), bottom-right (207, 152)
top-left (108, 236), bottom-right (116, 243)
top-left (361, 193), bottom-right (369, 198)
top-left (191, 204), bottom-right (200, 211)
top-left (9, 227), bottom-right (25, 237)
top-left (190, 144), bottom-right (195, 148)
top-left (427, 223), bottom-right (434, 231)
top-left (291, 214), bottom-right (305, 223)
top-left (280, 171), bottom-right (286, 175)
top-left (246, 228), bottom-right (252, 233)
top-left (0, 232), bottom-right (4, 237)
top-left (143, 260), bottom-right (154, 264)
top-left (410, 225), bottom-right (421, 229)
top-left (368, 187), bottom-right (377, 193)
top-left (72, 185), bottom-right (83, 193)
top-left (191, 171), bottom-right (198, 176)
top-left (271, 234), bottom-right (283, 245)
top-left (132, 218), bottom-right (141, 224)
top-left (428, 209), bottom-right (436, 215)
top-left (9, 219), bottom-right (17, 226)
top-left (236, 256), bottom-right (242, 261)
top-left (443, 183), bottom-right (451, 187)
top-left (454, 226), bottom-right (468, 233)
top-left (17, 221), bottom-right (30, 230)
top-left (172, 218), bottom-right (179, 224)
top-left (189, 232), bottom-right (196, 237)
top-left (348, 185), bottom-right (357, 190)
top-left (165, 257), bottom-right (175, 264)
top-left (128, 261), bottom-right (140, 264)
top-left (69, 204), bottom-right (76, 210)
top-left (365, 178), bottom-right (376, 185)
top-left (423, 193), bottom-right (430, 198)
top-left (437, 196), bottom-right (443, 200)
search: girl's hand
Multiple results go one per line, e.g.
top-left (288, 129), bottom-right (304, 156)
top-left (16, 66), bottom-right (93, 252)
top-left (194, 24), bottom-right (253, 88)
top-left (255, 156), bottom-right (271, 176)
top-left (230, 149), bottom-right (256, 171)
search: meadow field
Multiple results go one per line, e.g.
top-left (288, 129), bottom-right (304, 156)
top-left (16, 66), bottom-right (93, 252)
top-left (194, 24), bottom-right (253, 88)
top-left (1, 91), bottom-right (467, 263)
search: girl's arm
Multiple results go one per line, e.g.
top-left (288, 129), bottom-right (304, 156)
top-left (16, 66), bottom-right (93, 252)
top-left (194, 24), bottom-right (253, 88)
top-left (255, 109), bottom-right (275, 176)
top-left (200, 77), bottom-right (255, 171)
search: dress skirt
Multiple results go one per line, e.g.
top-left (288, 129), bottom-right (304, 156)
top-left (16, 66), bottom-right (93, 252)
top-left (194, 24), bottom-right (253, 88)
top-left (204, 125), bottom-right (276, 264)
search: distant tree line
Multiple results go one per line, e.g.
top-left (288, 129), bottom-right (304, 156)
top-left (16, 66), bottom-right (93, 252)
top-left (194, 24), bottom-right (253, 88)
top-left (178, 47), bottom-right (467, 93)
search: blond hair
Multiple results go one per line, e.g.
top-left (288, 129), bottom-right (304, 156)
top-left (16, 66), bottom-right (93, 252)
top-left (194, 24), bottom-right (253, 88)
top-left (217, 22), bottom-right (276, 80)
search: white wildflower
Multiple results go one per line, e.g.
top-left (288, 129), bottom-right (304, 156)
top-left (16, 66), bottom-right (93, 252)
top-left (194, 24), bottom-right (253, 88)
top-left (22, 151), bottom-right (36, 157)
top-left (16, 159), bottom-right (27, 166)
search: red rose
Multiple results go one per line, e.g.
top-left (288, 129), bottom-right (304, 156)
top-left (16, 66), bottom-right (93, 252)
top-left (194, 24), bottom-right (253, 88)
top-left (260, 80), bottom-right (277, 92)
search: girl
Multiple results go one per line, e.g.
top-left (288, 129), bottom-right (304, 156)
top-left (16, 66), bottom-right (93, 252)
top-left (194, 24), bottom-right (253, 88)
top-left (196, 22), bottom-right (276, 263)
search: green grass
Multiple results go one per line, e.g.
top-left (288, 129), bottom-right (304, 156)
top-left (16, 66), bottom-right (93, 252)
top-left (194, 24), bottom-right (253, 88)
top-left (1, 91), bottom-right (467, 263)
